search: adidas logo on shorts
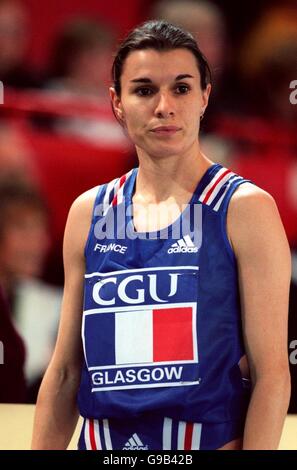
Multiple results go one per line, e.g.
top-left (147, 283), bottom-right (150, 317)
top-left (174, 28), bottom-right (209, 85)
top-left (167, 235), bottom-right (199, 254)
top-left (122, 433), bottom-right (148, 450)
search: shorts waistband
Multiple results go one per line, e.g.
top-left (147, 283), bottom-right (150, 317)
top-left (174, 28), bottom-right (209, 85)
top-left (78, 415), bottom-right (244, 450)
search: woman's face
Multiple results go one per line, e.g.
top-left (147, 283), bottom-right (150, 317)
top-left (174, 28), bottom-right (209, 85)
top-left (110, 48), bottom-right (211, 160)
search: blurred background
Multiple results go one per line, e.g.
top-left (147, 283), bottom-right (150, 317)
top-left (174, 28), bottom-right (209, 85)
top-left (0, 0), bottom-right (296, 412)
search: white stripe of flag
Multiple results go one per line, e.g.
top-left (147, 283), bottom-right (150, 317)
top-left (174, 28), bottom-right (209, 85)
top-left (115, 310), bottom-right (153, 364)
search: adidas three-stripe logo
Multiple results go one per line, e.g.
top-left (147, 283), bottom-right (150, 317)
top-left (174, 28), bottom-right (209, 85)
top-left (122, 433), bottom-right (148, 450)
top-left (167, 235), bottom-right (198, 254)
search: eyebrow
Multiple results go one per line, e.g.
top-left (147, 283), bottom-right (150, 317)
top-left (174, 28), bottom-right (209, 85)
top-left (130, 74), bottom-right (195, 83)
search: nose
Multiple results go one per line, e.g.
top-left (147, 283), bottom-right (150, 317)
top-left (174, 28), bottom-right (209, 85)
top-left (154, 91), bottom-right (175, 119)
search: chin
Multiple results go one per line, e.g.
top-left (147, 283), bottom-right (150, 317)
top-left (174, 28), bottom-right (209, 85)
top-left (137, 135), bottom-right (183, 155)
top-left (147, 141), bottom-right (186, 158)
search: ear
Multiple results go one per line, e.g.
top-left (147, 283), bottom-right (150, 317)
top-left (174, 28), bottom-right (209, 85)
top-left (201, 83), bottom-right (211, 114)
top-left (109, 87), bottom-right (124, 122)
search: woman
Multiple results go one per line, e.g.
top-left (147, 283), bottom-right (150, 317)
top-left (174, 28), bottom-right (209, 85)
top-left (32, 20), bottom-right (291, 450)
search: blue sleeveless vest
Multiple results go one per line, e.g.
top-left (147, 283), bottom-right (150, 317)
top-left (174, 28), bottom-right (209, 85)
top-left (78, 163), bottom-right (251, 424)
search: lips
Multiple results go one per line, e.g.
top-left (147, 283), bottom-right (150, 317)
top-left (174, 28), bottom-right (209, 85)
top-left (151, 126), bottom-right (181, 134)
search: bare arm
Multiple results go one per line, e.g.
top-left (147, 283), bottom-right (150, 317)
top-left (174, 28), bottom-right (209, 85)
top-left (31, 188), bottom-right (97, 450)
top-left (228, 185), bottom-right (291, 450)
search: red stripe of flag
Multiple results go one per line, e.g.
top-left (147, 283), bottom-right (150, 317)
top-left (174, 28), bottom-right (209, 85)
top-left (184, 423), bottom-right (194, 450)
top-left (89, 419), bottom-right (97, 450)
top-left (203, 169), bottom-right (231, 203)
top-left (153, 307), bottom-right (193, 362)
top-left (112, 174), bottom-right (127, 206)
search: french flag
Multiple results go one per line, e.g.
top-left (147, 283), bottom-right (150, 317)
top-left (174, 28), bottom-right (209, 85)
top-left (85, 305), bottom-right (195, 367)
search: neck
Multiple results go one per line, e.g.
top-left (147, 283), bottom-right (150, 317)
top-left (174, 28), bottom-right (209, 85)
top-left (134, 143), bottom-right (213, 203)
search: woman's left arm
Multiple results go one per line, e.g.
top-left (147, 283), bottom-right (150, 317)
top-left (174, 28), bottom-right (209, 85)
top-left (228, 184), bottom-right (291, 450)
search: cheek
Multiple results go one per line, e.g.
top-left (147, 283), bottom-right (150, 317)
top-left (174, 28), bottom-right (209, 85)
top-left (185, 104), bottom-right (200, 129)
top-left (121, 95), bottom-right (150, 125)
top-left (124, 106), bottom-right (146, 137)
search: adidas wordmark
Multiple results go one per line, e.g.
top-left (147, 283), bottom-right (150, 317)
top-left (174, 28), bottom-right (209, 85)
top-left (168, 235), bottom-right (198, 254)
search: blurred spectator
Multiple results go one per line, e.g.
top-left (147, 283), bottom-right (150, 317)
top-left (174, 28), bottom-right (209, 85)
top-left (212, 5), bottom-right (297, 411)
top-left (43, 16), bottom-right (129, 145)
top-left (211, 6), bottom-right (297, 245)
top-left (47, 17), bottom-right (114, 99)
top-left (0, 284), bottom-right (26, 403)
top-left (0, 0), bottom-right (41, 89)
top-left (0, 120), bottom-right (38, 179)
top-left (0, 176), bottom-right (61, 402)
top-left (151, 0), bottom-right (226, 80)
top-left (0, 176), bottom-right (49, 294)
top-left (238, 5), bottom-right (297, 121)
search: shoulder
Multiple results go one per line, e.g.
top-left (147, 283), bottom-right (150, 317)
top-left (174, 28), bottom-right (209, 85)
top-left (228, 182), bottom-right (277, 218)
top-left (70, 185), bottom-right (100, 215)
top-left (227, 183), bottom-right (287, 255)
top-left (63, 186), bottom-right (100, 256)
top-left (67, 183), bottom-right (107, 228)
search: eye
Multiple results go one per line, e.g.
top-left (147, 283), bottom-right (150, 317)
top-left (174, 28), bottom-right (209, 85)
top-left (135, 87), bottom-right (155, 97)
top-left (175, 84), bottom-right (190, 94)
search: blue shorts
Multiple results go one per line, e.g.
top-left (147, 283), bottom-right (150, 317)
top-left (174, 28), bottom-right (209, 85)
top-left (78, 414), bottom-right (244, 450)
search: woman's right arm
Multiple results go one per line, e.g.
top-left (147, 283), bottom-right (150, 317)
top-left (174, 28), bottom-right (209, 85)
top-left (31, 189), bottom-right (97, 450)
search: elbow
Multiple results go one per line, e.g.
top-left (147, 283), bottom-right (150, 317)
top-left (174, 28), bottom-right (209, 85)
top-left (254, 368), bottom-right (291, 411)
top-left (275, 371), bottom-right (291, 414)
top-left (281, 370), bottom-right (291, 408)
top-left (274, 366), bottom-right (291, 398)
top-left (36, 362), bottom-right (81, 405)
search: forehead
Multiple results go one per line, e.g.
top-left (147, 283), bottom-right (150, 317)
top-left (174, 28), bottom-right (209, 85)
top-left (121, 48), bottom-right (200, 82)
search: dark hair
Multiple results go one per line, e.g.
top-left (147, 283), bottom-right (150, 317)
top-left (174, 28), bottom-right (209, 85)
top-left (112, 20), bottom-right (211, 96)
